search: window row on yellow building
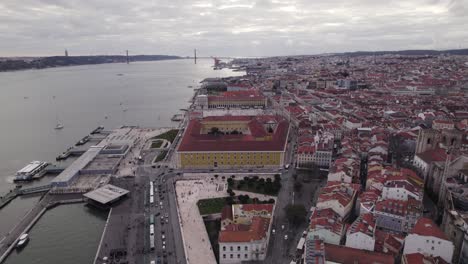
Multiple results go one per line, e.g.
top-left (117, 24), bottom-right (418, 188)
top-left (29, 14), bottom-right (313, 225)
top-left (179, 151), bottom-right (283, 167)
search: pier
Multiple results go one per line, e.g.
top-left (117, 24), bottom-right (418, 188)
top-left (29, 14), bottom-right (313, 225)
top-left (0, 190), bottom-right (19, 210)
top-left (0, 185), bottom-right (52, 209)
top-left (56, 126), bottom-right (110, 161)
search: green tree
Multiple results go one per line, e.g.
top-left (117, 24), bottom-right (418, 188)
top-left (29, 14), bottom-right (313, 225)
top-left (210, 127), bottom-right (221, 135)
top-left (225, 196), bottom-right (234, 205)
top-left (227, 178), bottom-right (234, 187)
top-left (274, 174), bottom-right (281, 182)
top-left (239, 195), bottom-right (250, 204)
top-left (284, 204), bottom-right (307, 227)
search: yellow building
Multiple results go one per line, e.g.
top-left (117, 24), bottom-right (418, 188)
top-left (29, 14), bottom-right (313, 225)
top-left (176, 115), bottom-right (289, 169)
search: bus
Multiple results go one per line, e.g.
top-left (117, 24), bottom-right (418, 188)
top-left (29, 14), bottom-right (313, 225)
top-left (150, 195), bottom-right (154, 204)
top-left (149, 234), bottom-right (155, 251)
top-left (296, 237), bottom-right (305, 253)
top-left (149, 214), bottom-right (154, 225)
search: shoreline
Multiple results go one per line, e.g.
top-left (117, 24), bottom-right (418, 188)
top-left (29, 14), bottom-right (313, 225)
top-left (0, 57), bottom-right (184, 73)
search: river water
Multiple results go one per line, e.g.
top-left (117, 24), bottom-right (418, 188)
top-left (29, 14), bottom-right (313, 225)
top-left (0, 59), bottom-right (242, 263)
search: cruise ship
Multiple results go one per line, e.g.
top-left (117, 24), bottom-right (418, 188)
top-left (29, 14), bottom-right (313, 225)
top-left (14, 161), bottom-right (49, 181)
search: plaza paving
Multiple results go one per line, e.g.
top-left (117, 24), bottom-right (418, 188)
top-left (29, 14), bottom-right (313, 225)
top-left (175, 176), bottom-right (276, 264)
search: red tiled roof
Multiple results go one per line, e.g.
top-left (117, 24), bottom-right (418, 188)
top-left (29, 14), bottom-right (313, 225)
top-left (297, 145), bottom-right (316, 154)
top-left (416, 148), bottom-right (447, 164)
top-left (218, 216), bottom-right (270, 243)
top-left (208, 90), bottom-right (265, 101)
top-left (433, 119), bottom-right (454, 125)
top-left (237, 204), bottom-right (273, 213)
top-left (375, 229), bottom-right (403, 256)
top-left (177, 115), bottom-right (289, 152)
top-left (324, 243), bottom-right (394, 264)
top-left (221, 205), bottom-right (233, 221)
top-left (404, 253), bottom-right (449, 264)
top-left (410, 218), bottom-right (447, 240)
top-left (375, 199), bottom-right (408, 216)
top-left (310, 208), bottom-right (344, 235)
top-left (348, 213), bottom-right (376, 237)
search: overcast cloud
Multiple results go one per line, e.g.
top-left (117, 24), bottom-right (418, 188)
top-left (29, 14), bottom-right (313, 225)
top-left (0, 0), bottom-right (467, 57)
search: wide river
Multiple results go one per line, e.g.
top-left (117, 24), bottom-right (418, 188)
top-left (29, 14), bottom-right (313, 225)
top-left (0, 58), bottom-right (243, 263)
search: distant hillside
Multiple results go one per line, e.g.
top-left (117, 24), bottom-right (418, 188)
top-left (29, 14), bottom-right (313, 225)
top-left (334, 48), bottom-right (468, 57)
top-left (0, 55), bottom-right (181, 72)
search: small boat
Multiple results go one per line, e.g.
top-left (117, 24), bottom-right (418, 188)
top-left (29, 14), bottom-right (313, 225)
top-left (171, 114), bottom-right (184, 122)
top-left (53, 96), bottom-right (64, 130)
top-left (16, 234), bottom-right (29, 249)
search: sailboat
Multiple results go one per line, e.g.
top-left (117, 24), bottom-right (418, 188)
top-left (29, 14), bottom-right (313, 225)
top-left (53, 96), bottom-right (64, 130)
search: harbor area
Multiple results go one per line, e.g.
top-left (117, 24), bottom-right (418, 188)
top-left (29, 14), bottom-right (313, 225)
top-left (0, 125), bottom-right (174, 263)
top-left (93, 177), bottom-right (146, 264)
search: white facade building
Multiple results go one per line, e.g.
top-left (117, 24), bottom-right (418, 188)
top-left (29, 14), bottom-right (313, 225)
top-left (403, 218), bottom-right (454, 263)
top-left (344, 119), bottom-right (362, 130)
top-left (346, 231), bottom-right (375, 251)
top-left (218, 204), bottom-right (274, 264)
top-left (327, 171), bottom-right (352, 183)
top-left (382, 185), bottom-right (421, 201)
top-left (219, 240), bottom-right (267, 263)
top-left (345, 214), bottom-right (376, 251)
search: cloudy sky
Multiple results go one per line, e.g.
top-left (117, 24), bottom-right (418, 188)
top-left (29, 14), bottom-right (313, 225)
top-left (1, 0), bottom-right (467, 57)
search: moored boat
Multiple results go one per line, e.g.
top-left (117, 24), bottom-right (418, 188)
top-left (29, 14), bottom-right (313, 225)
top-left (16, 233), bottom-right (29, 249)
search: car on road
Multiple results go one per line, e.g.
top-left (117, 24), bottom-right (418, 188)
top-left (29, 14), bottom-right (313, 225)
top-left (165, 213), bottom-right (169, 218)
top-left (284, 235), bottom-right (288, 240)
top-left (162, 234), bottom-right (165, 239)
top-left (272, 229), bottom-right (275, 235)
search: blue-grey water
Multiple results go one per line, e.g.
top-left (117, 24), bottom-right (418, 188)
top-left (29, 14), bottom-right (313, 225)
top-left (5, 204), bottom-right (108, 264)
top-left (0, 59), bottom-right (242, 263)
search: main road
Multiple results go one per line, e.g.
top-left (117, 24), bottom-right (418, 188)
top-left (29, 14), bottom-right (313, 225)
top-left (137, 125), bottom-right (187, 264)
